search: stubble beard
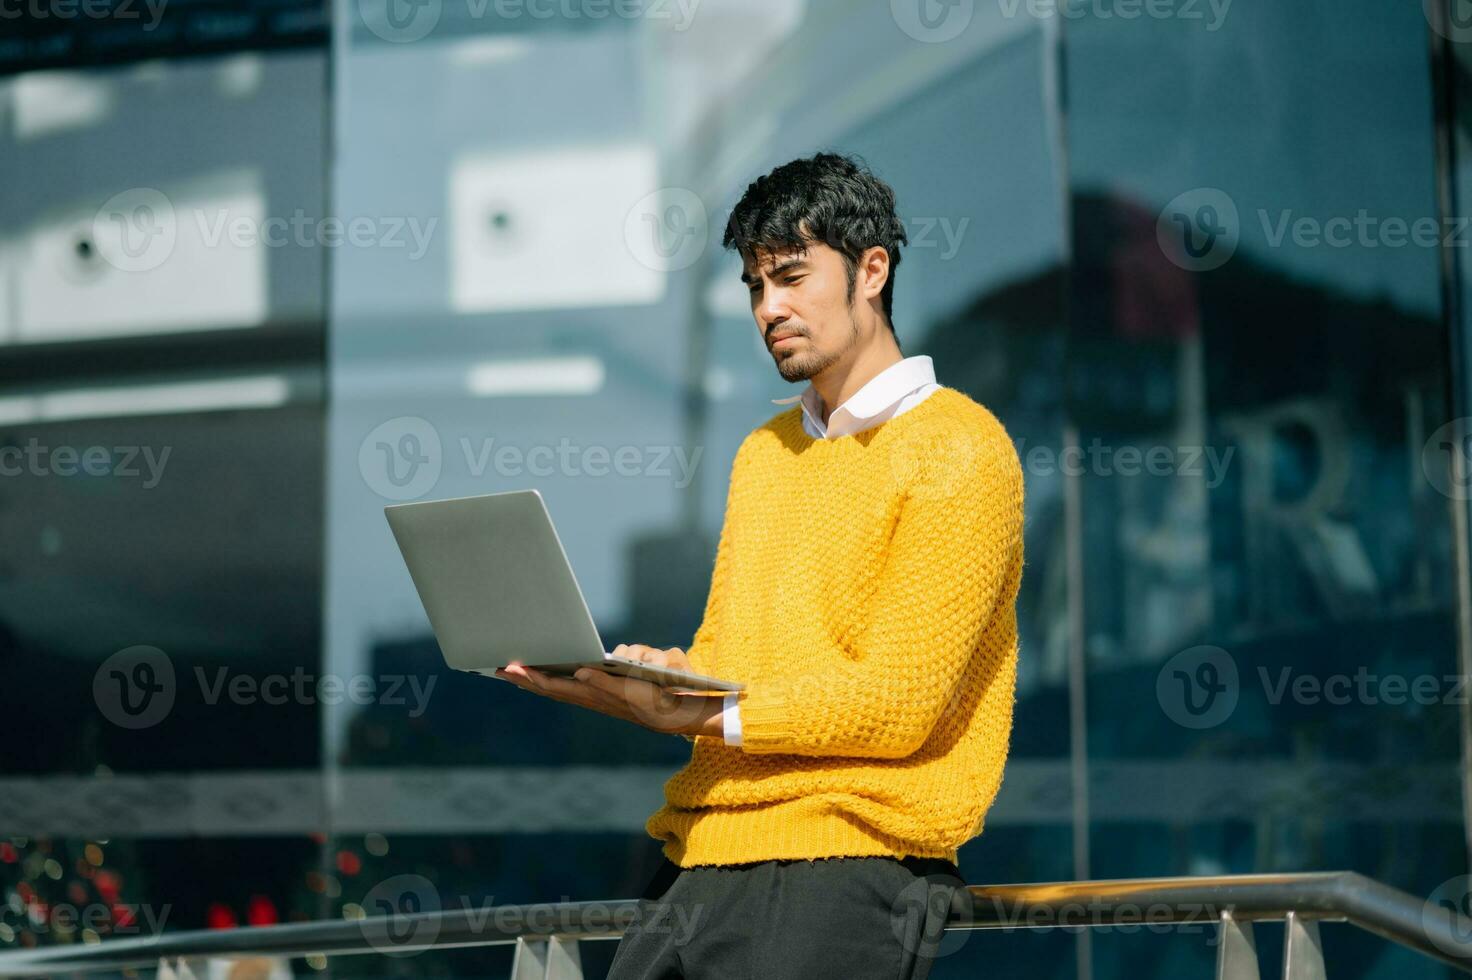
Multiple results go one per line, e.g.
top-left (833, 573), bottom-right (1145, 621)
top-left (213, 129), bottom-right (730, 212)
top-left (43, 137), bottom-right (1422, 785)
top-left (774, 308), bottom-right (862, 383)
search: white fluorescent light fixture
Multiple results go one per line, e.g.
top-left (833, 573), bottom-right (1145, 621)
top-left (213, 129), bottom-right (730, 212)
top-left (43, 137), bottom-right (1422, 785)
top-left (465, 356), bottom-right (605, 398)
top-left (0, 375), bottom-right (291, 425)
top-left (448, 36), bottom-right (531, 66)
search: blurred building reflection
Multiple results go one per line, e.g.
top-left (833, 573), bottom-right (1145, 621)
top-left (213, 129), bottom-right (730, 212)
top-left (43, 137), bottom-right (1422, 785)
top-left (0, 1), bottom-right (1467, 978)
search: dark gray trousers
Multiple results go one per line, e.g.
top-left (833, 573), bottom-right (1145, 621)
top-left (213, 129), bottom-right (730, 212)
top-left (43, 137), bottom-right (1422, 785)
top-left (605, 854), bottom-right (967, 980)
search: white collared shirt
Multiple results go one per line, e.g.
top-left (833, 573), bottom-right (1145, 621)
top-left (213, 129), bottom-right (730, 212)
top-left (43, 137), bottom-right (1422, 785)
top-left (718, 354), bottom-right (941, 745)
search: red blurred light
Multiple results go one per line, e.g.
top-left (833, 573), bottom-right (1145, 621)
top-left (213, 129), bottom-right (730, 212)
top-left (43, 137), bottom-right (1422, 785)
top-left (94, 870), bottom-right (122, 901)
top-left (335, 851), bottom-right (361, 876)
top-left (245, 895), bottom-right (279, 927)
top-left (205, 903), bottom-right (238, 930)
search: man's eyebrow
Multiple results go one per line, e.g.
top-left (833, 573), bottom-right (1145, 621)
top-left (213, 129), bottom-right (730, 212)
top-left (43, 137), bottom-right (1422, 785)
top-left (739, 259), bottom-right (809, 285)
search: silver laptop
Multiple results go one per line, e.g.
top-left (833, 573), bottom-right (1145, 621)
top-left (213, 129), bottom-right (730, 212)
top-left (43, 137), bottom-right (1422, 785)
top-left (384, 489), bottom-right (743, 693)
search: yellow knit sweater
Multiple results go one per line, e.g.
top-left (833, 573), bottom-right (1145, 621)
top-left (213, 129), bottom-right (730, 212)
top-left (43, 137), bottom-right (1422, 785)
top-left (646, 385), bottom-right (1025, 868)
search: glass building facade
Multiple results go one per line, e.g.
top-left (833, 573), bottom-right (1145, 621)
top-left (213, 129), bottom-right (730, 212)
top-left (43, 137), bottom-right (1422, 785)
top-left (1, 1), bottom-right (1469, 977)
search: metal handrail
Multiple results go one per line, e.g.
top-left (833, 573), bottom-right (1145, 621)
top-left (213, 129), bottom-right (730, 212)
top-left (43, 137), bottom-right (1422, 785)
top-left (0, 871), bottom-right (1467, 978)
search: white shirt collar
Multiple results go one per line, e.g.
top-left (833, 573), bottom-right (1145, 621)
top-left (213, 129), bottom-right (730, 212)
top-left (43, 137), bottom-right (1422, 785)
top-left (771, 355), bottom-right (937, 438)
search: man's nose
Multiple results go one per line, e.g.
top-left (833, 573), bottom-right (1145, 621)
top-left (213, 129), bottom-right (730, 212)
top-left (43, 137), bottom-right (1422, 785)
top-left (759, 293), bottom-right (789, 328)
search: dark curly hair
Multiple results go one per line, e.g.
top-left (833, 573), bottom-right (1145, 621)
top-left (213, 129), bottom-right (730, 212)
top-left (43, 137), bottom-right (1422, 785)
top-left (722, 151), bottom-right (908, 334)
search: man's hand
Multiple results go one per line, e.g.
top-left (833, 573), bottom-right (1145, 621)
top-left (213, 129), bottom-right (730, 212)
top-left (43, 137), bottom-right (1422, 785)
top-left (493, 644), bottom-right (723, 738)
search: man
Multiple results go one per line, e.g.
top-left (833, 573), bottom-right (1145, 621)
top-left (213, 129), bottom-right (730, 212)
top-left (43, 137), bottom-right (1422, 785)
top-left (495, 152), bottom-right (1024, 979)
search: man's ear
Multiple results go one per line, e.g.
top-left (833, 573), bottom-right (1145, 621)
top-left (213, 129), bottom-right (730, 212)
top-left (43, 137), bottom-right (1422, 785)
top-left (859, 245), bottom-right (890, 302)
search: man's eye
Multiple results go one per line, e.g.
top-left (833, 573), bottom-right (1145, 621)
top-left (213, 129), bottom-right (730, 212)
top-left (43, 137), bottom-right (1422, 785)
top-left (785, 276), bottom-right (804, 285)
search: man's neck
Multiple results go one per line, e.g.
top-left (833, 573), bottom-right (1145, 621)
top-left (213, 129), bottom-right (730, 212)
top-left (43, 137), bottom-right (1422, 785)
top-left (810, 338), bottom-right (905, 427)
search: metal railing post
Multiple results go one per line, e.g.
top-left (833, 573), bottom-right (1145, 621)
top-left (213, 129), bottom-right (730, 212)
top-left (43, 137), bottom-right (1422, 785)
top-left (157, 957), bottom-right (204, 980)
top-left (1215, 911), bottom-right (1261, 980)
top-left (510, 936), bottom-right (583, 980)
top-left (1281, 912), bottom-right (1326, 980)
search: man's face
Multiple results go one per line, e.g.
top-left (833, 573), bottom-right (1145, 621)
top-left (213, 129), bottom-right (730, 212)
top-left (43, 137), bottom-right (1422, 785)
top-left (740, 241), bottom-right (860, 383)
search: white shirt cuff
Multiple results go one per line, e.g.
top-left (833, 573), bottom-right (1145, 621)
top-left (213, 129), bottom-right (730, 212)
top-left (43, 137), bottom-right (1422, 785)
top-left (721, 691), bottom-right (742, 746)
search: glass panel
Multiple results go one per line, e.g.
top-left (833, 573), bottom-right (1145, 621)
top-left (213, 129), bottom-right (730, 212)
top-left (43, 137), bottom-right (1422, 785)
top-left (1061, 3), bottom-right (1461, 977)
top-left (326, 3), bottom-right (1076, 977)
top-left (693, 0), bottom-right (1078, 914)
top-left (0, 49), bottom-right (328, 946)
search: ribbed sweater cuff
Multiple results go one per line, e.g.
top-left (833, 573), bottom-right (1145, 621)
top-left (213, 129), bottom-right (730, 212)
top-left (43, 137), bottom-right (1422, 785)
top-left (729, 687), bottom-right (801, 752)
